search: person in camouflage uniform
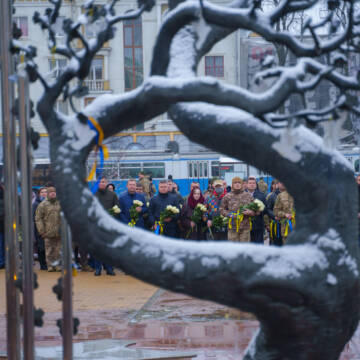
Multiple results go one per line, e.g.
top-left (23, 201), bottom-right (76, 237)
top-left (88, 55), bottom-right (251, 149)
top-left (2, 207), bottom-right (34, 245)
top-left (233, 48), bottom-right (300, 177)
top-left (138, 172), bottom-right (156, 201)
top-left (35, 186), bottom-right (62, 272)
top-left (273, 182), bottom-right (295, 244)
top-left (257, 177), bottom-right (268, 194)
top-left (220, 177), bottom-right (254, 243)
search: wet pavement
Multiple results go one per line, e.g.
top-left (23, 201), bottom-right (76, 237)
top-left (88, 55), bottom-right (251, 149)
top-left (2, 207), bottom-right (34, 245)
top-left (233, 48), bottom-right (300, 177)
top-left (0, 269), bottom-right (360, 359)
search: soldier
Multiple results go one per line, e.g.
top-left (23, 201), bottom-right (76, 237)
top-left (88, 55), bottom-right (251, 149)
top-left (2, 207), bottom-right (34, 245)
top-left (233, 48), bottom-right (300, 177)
top-left (257, 177), bottom-right (268, 194)
top-left (138, 171), bottom-right (156, 201)
top-left (35, 186), bottom-right (61, 272)
top-left (220, 177), bottom-right (254, 243)
top-left (273, 182), bottom-right (295, 244)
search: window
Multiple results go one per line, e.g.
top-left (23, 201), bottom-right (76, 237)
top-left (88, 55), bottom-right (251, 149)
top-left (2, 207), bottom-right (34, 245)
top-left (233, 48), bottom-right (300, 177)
top-left (84, 57), bottom-right (105, 91)
top-left (118, 162), bottom-right (165, 179)
top-left (89, 57), bottom-right (104, 80)
top-left (211, 161), bottom-right (236, 178)
top-left (188, 161), bottom-right (209, 178)
top-left (211, 161), bottom-right (220, 177)
top-left (13, 17), bottom-right (28, 37)
top-left (143, 162), bottom-right (165, 178)
top-left (33, 164), bottom-right (52, 187)
top-left (96, 163), bottom-right (119, 180)
top-left (49, 58), bottom-right (67, 78)
top-left (119, 163), bottom-right (142, 179)
top-left (205, 56), bottom-right (224, 77)
top-left (123, 16), bottom-right (143, 91)
top-left (123, 16), bottom-right (144, 130)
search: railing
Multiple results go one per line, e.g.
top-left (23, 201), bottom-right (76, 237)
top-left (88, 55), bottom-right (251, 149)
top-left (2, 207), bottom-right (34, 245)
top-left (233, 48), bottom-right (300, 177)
top-left (83, 80), bottom-right (110, 92)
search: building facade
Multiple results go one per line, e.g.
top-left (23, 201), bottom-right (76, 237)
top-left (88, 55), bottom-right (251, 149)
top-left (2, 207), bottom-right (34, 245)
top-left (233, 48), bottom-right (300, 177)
top-left (7, 0), bottom-right (358, 193)
top-left (13, 0), bottom-right (239, 157)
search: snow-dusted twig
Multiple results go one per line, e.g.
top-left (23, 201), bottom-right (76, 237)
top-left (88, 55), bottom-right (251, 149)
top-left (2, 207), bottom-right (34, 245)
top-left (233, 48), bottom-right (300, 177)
top-left (199, 0), bottom-right (352, 58)
top-left (265, 95), bottom-right (347, 125)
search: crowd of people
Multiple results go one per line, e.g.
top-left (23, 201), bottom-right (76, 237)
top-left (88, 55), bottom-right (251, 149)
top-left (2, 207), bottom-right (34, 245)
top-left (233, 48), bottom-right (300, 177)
top-left (18, 173), bottom-right (298, 276)
top-left (0, 173), bottom-right (359, 274)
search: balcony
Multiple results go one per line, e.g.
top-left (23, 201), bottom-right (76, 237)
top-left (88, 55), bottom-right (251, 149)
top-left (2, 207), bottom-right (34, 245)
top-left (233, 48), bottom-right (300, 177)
top-left (83, 80), bottom-right (110, 92)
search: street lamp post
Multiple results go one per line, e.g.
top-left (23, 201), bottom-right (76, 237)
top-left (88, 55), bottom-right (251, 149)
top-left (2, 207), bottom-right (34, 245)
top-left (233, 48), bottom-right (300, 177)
top-left (0, 1), bottom-right (21, 359)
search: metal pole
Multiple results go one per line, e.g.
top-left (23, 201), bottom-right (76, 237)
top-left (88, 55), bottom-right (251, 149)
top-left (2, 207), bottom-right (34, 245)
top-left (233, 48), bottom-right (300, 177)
top-left (0, 2), bottom-right (21, 359)
top-left (61, 213), bottom-right (73, 360)
top-left (19, 74), bottom-right (34, 360)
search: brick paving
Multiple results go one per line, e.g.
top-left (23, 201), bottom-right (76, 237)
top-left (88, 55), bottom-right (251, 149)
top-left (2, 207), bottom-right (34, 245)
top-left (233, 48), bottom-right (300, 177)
top-left (0, 268), bottom-right (359, 359)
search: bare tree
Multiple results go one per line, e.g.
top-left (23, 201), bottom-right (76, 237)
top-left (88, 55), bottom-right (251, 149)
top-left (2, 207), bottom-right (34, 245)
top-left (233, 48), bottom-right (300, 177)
top-left (13, 0), bottom-right (360, 358)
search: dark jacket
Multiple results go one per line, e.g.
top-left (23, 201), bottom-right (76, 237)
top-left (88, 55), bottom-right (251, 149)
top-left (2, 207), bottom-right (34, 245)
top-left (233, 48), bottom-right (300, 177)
top-left (266, 189), bottom-right (280, 220)
top-left (118, 191), bottom-right (148, 228)
top-left (180, 203), bottom-right (206, 241)
top-left (95, 189), bottom-right (119, 211)
top-left (32, 195), bottom-right (45, 249)
top-left (170, 189), bottom-right (184, 207)
top-left (149, 192), bottom-right (180, 237)
top-left (247, 189), bottom-right (268, 231)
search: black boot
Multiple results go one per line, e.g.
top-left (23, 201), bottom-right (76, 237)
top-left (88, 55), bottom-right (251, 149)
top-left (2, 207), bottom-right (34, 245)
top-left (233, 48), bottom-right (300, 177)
top-left (38, 250), bottom-right (47, 270)
top-left (94, 269), bottom-right (101, 276)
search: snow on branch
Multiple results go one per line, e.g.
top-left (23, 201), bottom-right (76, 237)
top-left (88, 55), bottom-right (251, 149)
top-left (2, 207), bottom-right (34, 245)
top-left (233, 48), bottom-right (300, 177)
top-left (199, 0), bottom-right (352, 57)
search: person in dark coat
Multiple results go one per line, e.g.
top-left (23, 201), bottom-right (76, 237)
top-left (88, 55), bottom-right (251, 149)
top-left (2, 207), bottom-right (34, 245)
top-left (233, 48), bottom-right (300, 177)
top-left (246, 176), bottom-right (268, 244)
top-left (266, 180), bottom-right (282, 246)
top-left (93, 176), bottom-right (118, 276)
top-left (266, 180), bottom-right (279, 217)
top-left (181, 188), bottom-right (207, 241)
top-left (0, 185), bottom-right (5, 269)
top-left (168, 181), bottom-right (184, 238)
top-left (148, 180), bottom-right (180, 238)
top-left (106, 183), bottom-right (116, 192)
top-left (119, 179), bottom-right (147, 228)
top-left (32, 187), bottom-right (48, 270)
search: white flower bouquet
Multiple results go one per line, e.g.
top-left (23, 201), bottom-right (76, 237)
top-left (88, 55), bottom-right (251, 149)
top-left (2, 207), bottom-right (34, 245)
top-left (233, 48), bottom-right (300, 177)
top-left (159, 205), bottom-right (179, 223)
top-left (129, 200), bottom-right (144, 226)
top-left (108, 205), bottom-right (121, 216)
